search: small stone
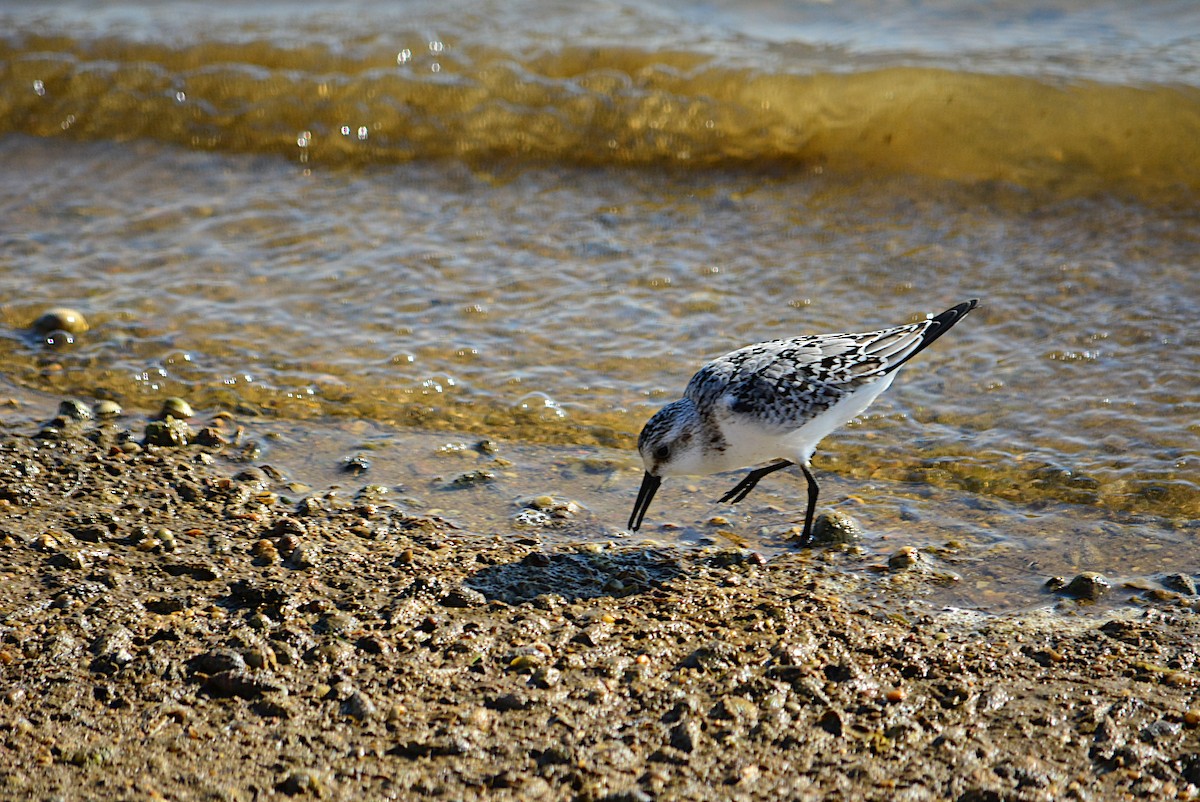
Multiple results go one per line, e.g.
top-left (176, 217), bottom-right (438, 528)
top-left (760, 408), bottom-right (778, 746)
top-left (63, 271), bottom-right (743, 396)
top-left (888, 546), bottom-right (927, 572)
top-left (810, 511), bottom-right (863, 545)
top-left (343, 690), bottom-right (378, 722)
top-left (33, 307), bottom-right (89, 334)
top-left (278, 769), bottom-right (330, 797)
top-left (487, 693), bottom-right (529, 712)
top-left (57, 399), bottom-right (92, 421)
top-left (55, 549), bottom-right (91, 570)
top-left (1062, 572), bottom-right (1111, 601)
top-left (341, 454), bottom-right (371, 475)
top-left (509, 654), bottom-right (542, 672)
top-left (287, 544), bottom-right (318, 569)
top-left (159, 397), bottom-right (194, 419)
top-left (156, 528), bottom-right (177, 551)
top-left (513, 509), bottom-right (552, 527)
top-left (204, 669), bottom-right (285, 699)
top-left (440, 586), bottom-right (486, 608)
top-left (93, 400), bottom-right (122, 418)
top-left (234, 466), bottom-right (269, 485)
top-left (1163, 573), bottom-right (1197, 596)
top-left (448, 469), bottom-right (495, 488)
top-left (136, 533), bottom-right (162, 552)
top-left (144, 417), bottom-right (191, 447)
top-left (251, 539), bottom-right (279, 564)
top-left (244, 646), bottom-right (275, 670)
top-left (517, 494), bottom-right (582, 521)
top-left (276, 534), bottom-right (300, 559)
top-left (711, 696), bottom-right (758, 721)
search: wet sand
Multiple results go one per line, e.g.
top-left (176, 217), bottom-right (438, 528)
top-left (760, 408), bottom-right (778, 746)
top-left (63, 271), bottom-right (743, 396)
top-left (1, 403), bottom-right (1199, 801)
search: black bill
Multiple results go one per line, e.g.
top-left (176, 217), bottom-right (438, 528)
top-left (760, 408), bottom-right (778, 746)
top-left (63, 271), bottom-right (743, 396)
top-left (628, 471), bottom-right (661, 531)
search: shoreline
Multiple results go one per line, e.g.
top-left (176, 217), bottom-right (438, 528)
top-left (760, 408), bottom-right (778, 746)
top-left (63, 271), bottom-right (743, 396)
top-left (1, 405), bottom-right (1199, 800)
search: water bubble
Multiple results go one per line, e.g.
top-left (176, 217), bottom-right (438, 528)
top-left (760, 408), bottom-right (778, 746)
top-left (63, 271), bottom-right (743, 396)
top-left (397, 49), bottom-right (411, 64)
top-left (431, 63), bottom-right (441, 73)
top-left (175, 91), bottom-right (186, 103)
top-left (515, 392), bottom-right (566, 419)
top-left (33, 79), bottom-right (45, 96)
top-left (428, 40), bottom-right (444, 53)
top-left (340, 125), bottom-right (351, 136)
top-left (297, 131), bottom-right (311, 148)
top-left (357, 126), bottom-right (368, 141)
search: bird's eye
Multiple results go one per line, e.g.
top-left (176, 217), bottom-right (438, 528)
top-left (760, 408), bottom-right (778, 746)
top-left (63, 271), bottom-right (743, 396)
top-left (653, 445), bottom-right (670, 461)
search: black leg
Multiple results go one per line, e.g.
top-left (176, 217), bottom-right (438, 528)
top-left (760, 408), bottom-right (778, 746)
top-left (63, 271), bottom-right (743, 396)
top-left (717, 460), bottom-right (794, 505)
top-left (797, 463), bottom-right (820, 545)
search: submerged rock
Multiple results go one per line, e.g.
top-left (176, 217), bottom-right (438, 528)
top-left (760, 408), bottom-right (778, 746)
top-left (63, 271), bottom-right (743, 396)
top-left (341, 454), bottom-right (371, 475)
top-left (1163, 573), bottom-right (1197, 596)
top-left (158, 397), bottom-right (195, 420)
top-left (512, 495), bottom-right (584, 527)
top-left (810, 511), bottom-right (863, 545)
top-left (33, 307), bottom-right (89, 334)
top-left (1061, 572), bottom-right (1111, 601)
top-left (447, 469), bottom-right (495, 488)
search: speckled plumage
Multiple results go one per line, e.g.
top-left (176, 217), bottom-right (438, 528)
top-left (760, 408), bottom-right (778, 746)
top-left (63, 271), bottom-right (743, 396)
top-left (628, 300), bottom-right (978, 538)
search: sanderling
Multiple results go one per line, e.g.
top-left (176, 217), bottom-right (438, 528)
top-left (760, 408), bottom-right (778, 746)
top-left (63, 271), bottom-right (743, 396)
top-left (628, 300), bottom-right (978, 541)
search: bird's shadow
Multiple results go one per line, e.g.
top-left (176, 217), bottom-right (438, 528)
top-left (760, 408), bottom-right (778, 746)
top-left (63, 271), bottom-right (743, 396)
top-left (465, 548), bottom-right (686, 605)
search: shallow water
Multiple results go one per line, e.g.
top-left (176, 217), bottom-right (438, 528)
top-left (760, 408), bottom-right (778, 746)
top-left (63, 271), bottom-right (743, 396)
top-left (0, 0), bottom-right (1197, 611)
top-left (236, 415), bottom-right (1196, 615)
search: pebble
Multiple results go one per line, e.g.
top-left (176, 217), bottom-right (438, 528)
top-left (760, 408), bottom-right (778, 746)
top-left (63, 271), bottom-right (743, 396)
top-left (513, 508), bottom-right (553, 527)
top-left (343, 690), bottom-right (378, 722)
top-left (449, 469), bottom-right (495, 488)
top-left (278, 769), bottom-right (330, 797)
top-left (1163, 573), bottom-right (1197, 596)
top-left (1062, 572), bottom-right (1111, 601)
top-left (160, 397), bottom-right (194, 419)
top-left (251, 539), bottom-right (279, 563)
top-left (33, 307), bottom-right (89, 334)
top-left (144, 417), bottom-right (191, 447)
top-left (93, 400), bottom-right (122, 418)
top-left (810, 511), bottom-right (863, 545)
top-left (57, 399), bottom-right (92, 421)
top-left (888, 546), bottom-right (927, 572)
top-left (341, 454), bottom-right (371, 475)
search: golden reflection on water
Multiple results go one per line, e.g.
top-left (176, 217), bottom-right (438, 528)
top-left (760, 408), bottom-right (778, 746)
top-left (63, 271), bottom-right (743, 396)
top-left (2, 30), bottom-right (1199, 201)
top-left (0, 143), bottom-right (1196, 524)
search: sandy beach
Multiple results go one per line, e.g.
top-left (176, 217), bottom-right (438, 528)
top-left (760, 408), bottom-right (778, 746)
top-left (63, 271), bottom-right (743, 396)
top-left (1, 403), bottom-right (1198, 801)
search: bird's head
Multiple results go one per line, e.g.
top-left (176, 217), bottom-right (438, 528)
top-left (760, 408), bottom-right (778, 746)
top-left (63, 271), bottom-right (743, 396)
top-left (628, 399), bottom-right (705, 530)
